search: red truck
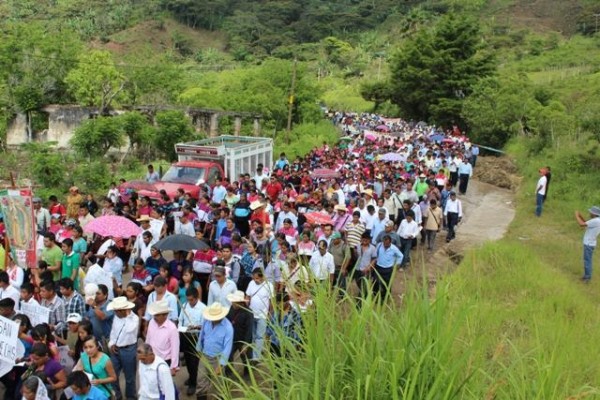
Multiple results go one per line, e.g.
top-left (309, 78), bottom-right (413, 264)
top-left (120, 135), bottom-right (274, 200)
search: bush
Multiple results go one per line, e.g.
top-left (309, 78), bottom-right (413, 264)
top-left (70, 116), bottom-right (125, 158)
top-left (154, 110), bottom-right (198, 161)
top-left (274, 121), bottom-right (339, 158)
top-left (23, 142), bottom-right (68, 190)
top-left (70, 159), bottom-right (112, 194)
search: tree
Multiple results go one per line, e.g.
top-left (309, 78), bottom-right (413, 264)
top-left (360, 81), bottom-right (390, 112)
top-left (70, 116), bottom-right (125, 158)
top-left (387, 13), bottom-right (495, 126)
top-left (65, 50), bottom-right (126, 114)
top-left (154, 110), bottom-right (197, 161)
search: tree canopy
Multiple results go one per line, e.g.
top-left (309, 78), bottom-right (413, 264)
top-left (387, 13), bottom-right (495, 126)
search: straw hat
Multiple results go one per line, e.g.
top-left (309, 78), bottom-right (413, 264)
top-left (250, 200), bottom-right (264, 210)
top-left (70, 186), bottom-right (79, 193)
top-left (147, 299), bottom-right (171, 316)
top-left (203, 302), bottom-right (230, 321)
top-left (334, 204), bottom-right (347, 212)
top-left (107, 296), bottom-right (135, 311)
top-left (136, 215), bottom-right (151, 222)
top-left (363, 189), bottom-right (374, 197)
top-left (226, 290), bottom-right (246, 303)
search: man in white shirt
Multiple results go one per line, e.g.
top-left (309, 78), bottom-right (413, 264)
top-left (107, 297), bottom-right (139, 400)
top-left (178, 287), bottom-right (206, 395)
top-left (33, 197), bottom-right (51, 233)
top-left (274, 202), bottom-right (298, 232)
top-left (309, 241), bottom-right (335, 284)
top-left (174, 214), bottom-right (195, 237)
top-left (137, 343), bottom-right (176, 400)
top-left (371, 209), bottom-right (389, 244)
top-left (575, 206), bottom-right (600, 282)
top-left (245, 268), bottom-right (274, 361)
top-left (211, 180), bottom-right (227, 204)
top-left (535, 168), bottom-right (548, 217)
top-left (397, 211), bottom-right (420, 268)
top-left (207, 266), bottom-right (237, 307)
top-left (0, 271), bottom-right (20, 311)
top-left (444, 191), bottom-right (463, 242)
top-left (254, 165), bottom-right (269, 190)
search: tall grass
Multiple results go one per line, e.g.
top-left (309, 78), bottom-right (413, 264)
top-left (218, 281), bottom-right (475, 399)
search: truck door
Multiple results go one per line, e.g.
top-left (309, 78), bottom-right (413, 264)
top-left (207, 166), bottom-right (221, 186)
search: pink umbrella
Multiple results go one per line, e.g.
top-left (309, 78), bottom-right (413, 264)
top-left (305, 212), bottom-right (334, 226)
top-left (84, 215), bottom-right (142, 238)
top-left (311, 168), bottom-right (340, 179)
top-left (375, 125), bottom-right (390, 132)
top-left (365, 132), bottom-right (377, 141)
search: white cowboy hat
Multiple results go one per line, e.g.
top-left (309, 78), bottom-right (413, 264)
top-left (107, 296), bottom-right (135, 311)
top-left (84, 283), bottom-right (99, 302)
top-left (334, 204), bottom-right (348, 212)
top-left (250, 200), bottom-right (265, 210)
top-left (203, 302), bottom-right (230, 321)
top-left (147, 299), bottom-right (171, 316)
top-left (226, 290), bottom-right (246, 303)
top-left (136, 215), bottom-right (151, 222)
top-left (363, 189), bottom-right (374, 197)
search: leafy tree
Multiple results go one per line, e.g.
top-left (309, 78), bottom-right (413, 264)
top-left (70, 116), bottom-right (125, 158)
top-left (22, 142), bottom-right (65, 189)
top-left (360, 81), bottom-right (390, 112)
top-left (65, 50), bottom-right (127, 114)
top-left (387, 13), bottom-right (495, 126)
top-left (154, 110), bottom-right (197, 161)
top-left (70, 159), bottom-right (112, 193)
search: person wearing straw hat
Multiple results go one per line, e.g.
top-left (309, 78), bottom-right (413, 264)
top-left (196, 302), bottom-right (234, 400)
top-left (145, 299), bottom-right (180, 375)
top-left (575, 206), bottom-right (600, 282)
top-left (225, 290), bottom-right (253, 377)
top-left (107, 296), bottom-right (139, 400)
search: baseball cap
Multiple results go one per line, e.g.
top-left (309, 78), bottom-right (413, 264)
top-left (67, 313), bottom-right (82, 324)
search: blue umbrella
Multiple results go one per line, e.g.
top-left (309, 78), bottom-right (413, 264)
top-left (430, 134), bottom-right (444, 142)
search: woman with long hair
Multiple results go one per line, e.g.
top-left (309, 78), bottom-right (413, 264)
top-left (72, 336), bottom-right (117, 399)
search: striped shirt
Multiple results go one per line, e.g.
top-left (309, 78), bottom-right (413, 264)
top-left (345, 221), bottom-right (366, 248)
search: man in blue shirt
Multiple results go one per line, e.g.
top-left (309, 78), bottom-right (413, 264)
top-left (67, 370), bottom-right (109, 400)
top-left (196, 302), bottom-right (234, 400)
top-left (457, 159), bottom-right (473, 195)
top-left (372, 235), bottom-right (403, 302)
top-left (470, 145), bottom-right (480, 168)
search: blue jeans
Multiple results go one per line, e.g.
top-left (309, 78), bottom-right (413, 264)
top-left (111, 344), bottom-right (137, 399)
top-left (252, 318), bottom-right (267, 360)
top-left (535, 193), bottom-right (545, 216)
top-left (583, 245), bottom-right (595, 279)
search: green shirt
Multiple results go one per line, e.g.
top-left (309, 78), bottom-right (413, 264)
top-left (415, 181), bottom-right (429, 197)
top-left (42, 245), bottom-right (63, 281)
top-left (62, 252), bottom-right (80, 290)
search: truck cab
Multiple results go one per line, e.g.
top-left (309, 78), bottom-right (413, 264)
top-left (121, 135), bottom-right (273, 201)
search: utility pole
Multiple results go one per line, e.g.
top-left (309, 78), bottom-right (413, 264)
top-left (594, 13), bottom-right (600, 34)
top-left (286, 58), bottom-right (297, 145)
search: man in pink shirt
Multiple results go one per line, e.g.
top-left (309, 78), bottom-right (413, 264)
top-left (145, 299), bottom-right (180, 375)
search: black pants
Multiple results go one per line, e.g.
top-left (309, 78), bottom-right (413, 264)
top-left (351, 269), bottom-right (370, 299)
top-left (459, 174), bottom-right (470, 194)
top-left (450, 171), bottom-right (459, 187)
top-left (195, 272), bottom-right (211, 304)
top-left (446, 212), bottom-right (459, 241)
top-left (181, 332), bottom-right (199, 388)
top-left (372, 266), bottom-right (393, 302)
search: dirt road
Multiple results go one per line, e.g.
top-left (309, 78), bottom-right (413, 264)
top-left (391, 178), bottom-right (516, 299)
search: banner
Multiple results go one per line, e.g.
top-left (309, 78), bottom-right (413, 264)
top-left (58, 345), bottom-right (74, 374)
top-left (0, 315), bottom-right (19, 364)
top-left (0, 189), bottom-right (36, 269)
top-left (20, 302), bottom-right (50, 326)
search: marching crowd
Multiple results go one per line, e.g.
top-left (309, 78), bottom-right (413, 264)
top-left (0, 113), bottom-right (478, 400)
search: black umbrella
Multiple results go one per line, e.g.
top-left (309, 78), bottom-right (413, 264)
top-left (153, 234), bottom-right (209, 252)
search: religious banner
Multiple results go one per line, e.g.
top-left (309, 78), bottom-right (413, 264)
top-left (20, 302), bottom-right (50, 326)
top-left (0, 189), bottom-right (36, 268)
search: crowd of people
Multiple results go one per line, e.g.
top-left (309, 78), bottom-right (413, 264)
top-left (0, 113), bottom-right (480, 400)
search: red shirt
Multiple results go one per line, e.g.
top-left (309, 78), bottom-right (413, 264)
top-left (250, 210), bottom-right (270, 227)
top-left (265, 182), bottom-right (283, 202)
top-left (49, 203), bottom-right (67, 218)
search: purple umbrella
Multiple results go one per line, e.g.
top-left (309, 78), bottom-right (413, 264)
top-left (380, 153), bottom-right (407, 162)
top-left (375, 125), bottom-right (390, 132)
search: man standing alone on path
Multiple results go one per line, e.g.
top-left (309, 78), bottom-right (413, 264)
top-left (458, 159), bottom-right (473, 195)
top-left (535, 168), bottom-right (548, 217)
top-left (575, 206), bottom-right (600, 282)
top-left (444, 192), bottom-right (462, 242)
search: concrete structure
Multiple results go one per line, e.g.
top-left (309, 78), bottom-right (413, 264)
top-left (5, 105), bottom-right (261, 148)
